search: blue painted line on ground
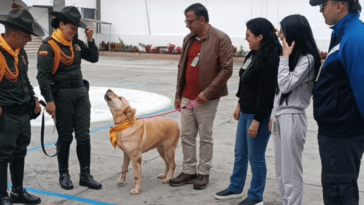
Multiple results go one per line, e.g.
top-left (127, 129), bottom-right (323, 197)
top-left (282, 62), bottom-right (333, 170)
top-left (7, 184), bottom-right (115, 205)
top-left (27, 141), bottom-right (56, 153)
top-left (229, 88), bottom-right (237, 92)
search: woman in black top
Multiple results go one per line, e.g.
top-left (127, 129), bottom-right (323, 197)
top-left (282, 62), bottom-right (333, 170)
top-left (215, 18), bottom-right (281, 205)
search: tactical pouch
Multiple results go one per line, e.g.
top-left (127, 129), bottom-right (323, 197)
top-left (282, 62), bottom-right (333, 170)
top-left (29, 96), bottom-right (40, 120)
top-left (83, 79), bottom-right (89, 92)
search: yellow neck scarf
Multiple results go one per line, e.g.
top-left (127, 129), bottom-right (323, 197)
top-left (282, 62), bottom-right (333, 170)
top-left (51, 28), bottom-right (72, 46)
top-left (109, 118), bottom-right (137, 148)
top-left (0, 34), bottom-right (20, 83)
top-left (48, 29), bottom-right (75, 75)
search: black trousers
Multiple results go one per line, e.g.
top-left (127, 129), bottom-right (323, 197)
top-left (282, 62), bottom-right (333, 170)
top-left (55, 86), bottom-right (91, 145)
top-left (318, 134), bottom-right (364, 205)
top-left (0, 107), bottom-right (31, 162)
top-left (0, 106), bottom-right (30, 196)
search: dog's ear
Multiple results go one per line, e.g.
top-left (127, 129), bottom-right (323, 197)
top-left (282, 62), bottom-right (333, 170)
top-left (131, 108), bottom-right (136, 117)
top-left (124, 106), bottom-right (132, 119)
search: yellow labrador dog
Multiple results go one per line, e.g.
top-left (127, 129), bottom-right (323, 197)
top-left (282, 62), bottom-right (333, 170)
top-left (104, 89), bottom-right (180, 194)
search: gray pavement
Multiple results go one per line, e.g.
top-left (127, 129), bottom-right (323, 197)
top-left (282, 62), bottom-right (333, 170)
top-left (15, 55), bottom-right (364, 205)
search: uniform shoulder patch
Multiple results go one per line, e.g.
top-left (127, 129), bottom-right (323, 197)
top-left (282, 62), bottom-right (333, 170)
top-left (39, 50), bottom-right (48, 56)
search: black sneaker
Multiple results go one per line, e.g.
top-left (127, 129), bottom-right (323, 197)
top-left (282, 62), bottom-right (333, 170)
top-left (214, 188), bottom-right (243, 200)
top-left (238, 197), bottom-right (264, 205)
top-left (10, 188), bottom-right (41, 204)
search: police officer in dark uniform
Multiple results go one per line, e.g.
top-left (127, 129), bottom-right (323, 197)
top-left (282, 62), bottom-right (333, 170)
top-left (36, 6), bottom-right (101, 190)
top-left (0, 8), bottom-right (43, 205)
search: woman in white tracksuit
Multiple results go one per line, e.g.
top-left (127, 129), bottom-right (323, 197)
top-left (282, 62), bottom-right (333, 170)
top-left (270, 14), bottom-right (321, 205)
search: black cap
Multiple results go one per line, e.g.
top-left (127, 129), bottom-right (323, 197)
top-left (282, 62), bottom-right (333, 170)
top-left (310, 0), bottom-right (358, 6)
top-left (49, 6), bottom-right (87, 28)
top-left (0, 8), bottom-right (44, 36)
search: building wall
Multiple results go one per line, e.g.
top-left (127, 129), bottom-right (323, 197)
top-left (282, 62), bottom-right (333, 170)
top-left (98, 0), bottom-right (364, 52)
top-left (22, 0), bottom-right (96, 8)
top-left (0, 0), bottom-right (96, 35)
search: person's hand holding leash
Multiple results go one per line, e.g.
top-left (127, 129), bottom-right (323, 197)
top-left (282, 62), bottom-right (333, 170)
top-left (197, 92), bottom-right (208, 105)
top-left (174, 99), bottom-right (181, 111)
top-left (46, 101), bottom-right (56, 118)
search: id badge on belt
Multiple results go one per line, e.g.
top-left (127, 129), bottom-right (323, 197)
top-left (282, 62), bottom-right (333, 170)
top-left (272, 120), bottom-right (279, 135)
top-left (191, 53), bottom-right (200, 67)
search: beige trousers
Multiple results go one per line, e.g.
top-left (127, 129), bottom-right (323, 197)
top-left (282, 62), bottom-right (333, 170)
top-left (180, 97), bottom-right (219, 175)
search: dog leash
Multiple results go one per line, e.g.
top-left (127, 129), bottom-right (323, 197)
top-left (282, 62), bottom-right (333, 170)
top-left (138, 99), bottom-right (201, 120)
top-left (39, 100), bottom-right (58, 157)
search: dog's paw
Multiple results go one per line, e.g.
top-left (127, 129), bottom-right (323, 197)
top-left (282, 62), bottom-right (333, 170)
top-left (162, 178), bottom-right (170, 184)
top-left (130, 188), bottom-right (140, 195)
top-left (117, 177), bottom-right (126, 185)
top-left (157, 174), bottom-right (167, 179)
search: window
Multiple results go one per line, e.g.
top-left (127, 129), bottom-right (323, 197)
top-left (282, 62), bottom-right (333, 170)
top-left (82, 8), bottom-right (95, 19)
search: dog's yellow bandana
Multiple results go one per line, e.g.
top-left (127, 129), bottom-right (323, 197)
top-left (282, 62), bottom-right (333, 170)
top-left (109, 118), bottom-right (137, 148)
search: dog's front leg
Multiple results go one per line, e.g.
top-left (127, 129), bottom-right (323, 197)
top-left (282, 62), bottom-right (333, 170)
top-left (117, 152), bottom-right (130, 185)
top-left (130, 156), bottom-right (142, 195)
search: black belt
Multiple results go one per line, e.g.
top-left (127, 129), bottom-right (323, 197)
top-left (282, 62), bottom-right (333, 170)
top-left (2, 104), bottom-right (29, 115)
top-left (52, 80), bottom-right (84, 89)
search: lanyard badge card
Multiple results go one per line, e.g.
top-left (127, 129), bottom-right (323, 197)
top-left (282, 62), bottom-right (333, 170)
top-left (241, 57), bottom-right (253, 70)
top-left (191, 53), bottom-right (200, 67)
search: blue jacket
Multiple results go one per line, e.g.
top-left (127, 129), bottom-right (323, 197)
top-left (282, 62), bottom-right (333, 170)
top-left (314, 13), bottom-right (364, 137)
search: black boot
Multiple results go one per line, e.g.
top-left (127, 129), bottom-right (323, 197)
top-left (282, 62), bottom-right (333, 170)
top-left (57, 144), bottom-right (73, 190)
top-left (10, 188), bottom-right (40, 204)
top-left (0, 194), bottom-right (12, 205)
top-left (0, 162), bottom-right (11, 205)
top-left (76, 143), bottom-right (102, 189)
top-left (9, 158), bottom-right (40, 204)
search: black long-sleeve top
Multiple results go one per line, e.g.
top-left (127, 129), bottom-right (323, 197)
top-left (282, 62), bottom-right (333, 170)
top-left (0, 48), bottom-right (35, 106)
top-left (37, 37), bottom-right (99, 103)
top-left (236, 50), bottom-right (279, 122)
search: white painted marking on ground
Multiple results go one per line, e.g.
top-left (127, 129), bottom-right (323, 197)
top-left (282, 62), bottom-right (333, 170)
top-left (31, 86), bottom-right (171, 126)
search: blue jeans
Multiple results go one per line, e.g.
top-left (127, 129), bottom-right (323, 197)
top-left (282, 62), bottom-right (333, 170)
top-left (228, 112), bottom-right (271, 201)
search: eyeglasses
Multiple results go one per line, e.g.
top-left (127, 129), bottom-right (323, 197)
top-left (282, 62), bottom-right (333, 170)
top-left (320, 1), bottom-right (341, 12)
top-left (184, 17), bottom-right (200, 25)
top-left (319, 4), bottom-right (328, 12)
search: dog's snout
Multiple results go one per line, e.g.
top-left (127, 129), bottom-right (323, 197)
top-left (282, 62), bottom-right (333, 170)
top-left (105, 89), bottom-right (113, 101)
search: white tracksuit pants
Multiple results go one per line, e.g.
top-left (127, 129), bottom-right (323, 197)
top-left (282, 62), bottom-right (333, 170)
top-left (273, 113), bottom-right (307, 205)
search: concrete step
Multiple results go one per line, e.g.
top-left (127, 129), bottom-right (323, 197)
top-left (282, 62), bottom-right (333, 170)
top-left (25, 36), bottom-right (43, 54)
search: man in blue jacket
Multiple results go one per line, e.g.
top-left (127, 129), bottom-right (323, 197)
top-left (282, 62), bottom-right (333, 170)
top-left (310, 0), bottom-right (364, 204)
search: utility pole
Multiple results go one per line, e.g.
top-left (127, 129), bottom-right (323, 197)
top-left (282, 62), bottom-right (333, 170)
top-left (53, 0), bottom-right (65, 12)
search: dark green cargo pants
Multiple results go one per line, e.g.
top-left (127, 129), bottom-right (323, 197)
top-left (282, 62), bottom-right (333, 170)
top-left (55, 86), bottom-right (91, 145)
top-left (0, 106), bottom-right (31, 163)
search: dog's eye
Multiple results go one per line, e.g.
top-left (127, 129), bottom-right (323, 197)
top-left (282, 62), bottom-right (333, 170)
top-left (119, 97), bottom-right (123, 100)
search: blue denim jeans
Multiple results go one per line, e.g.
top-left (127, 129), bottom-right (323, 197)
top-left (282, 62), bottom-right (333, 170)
top-left (228, 112), bottom-right (271, 201)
